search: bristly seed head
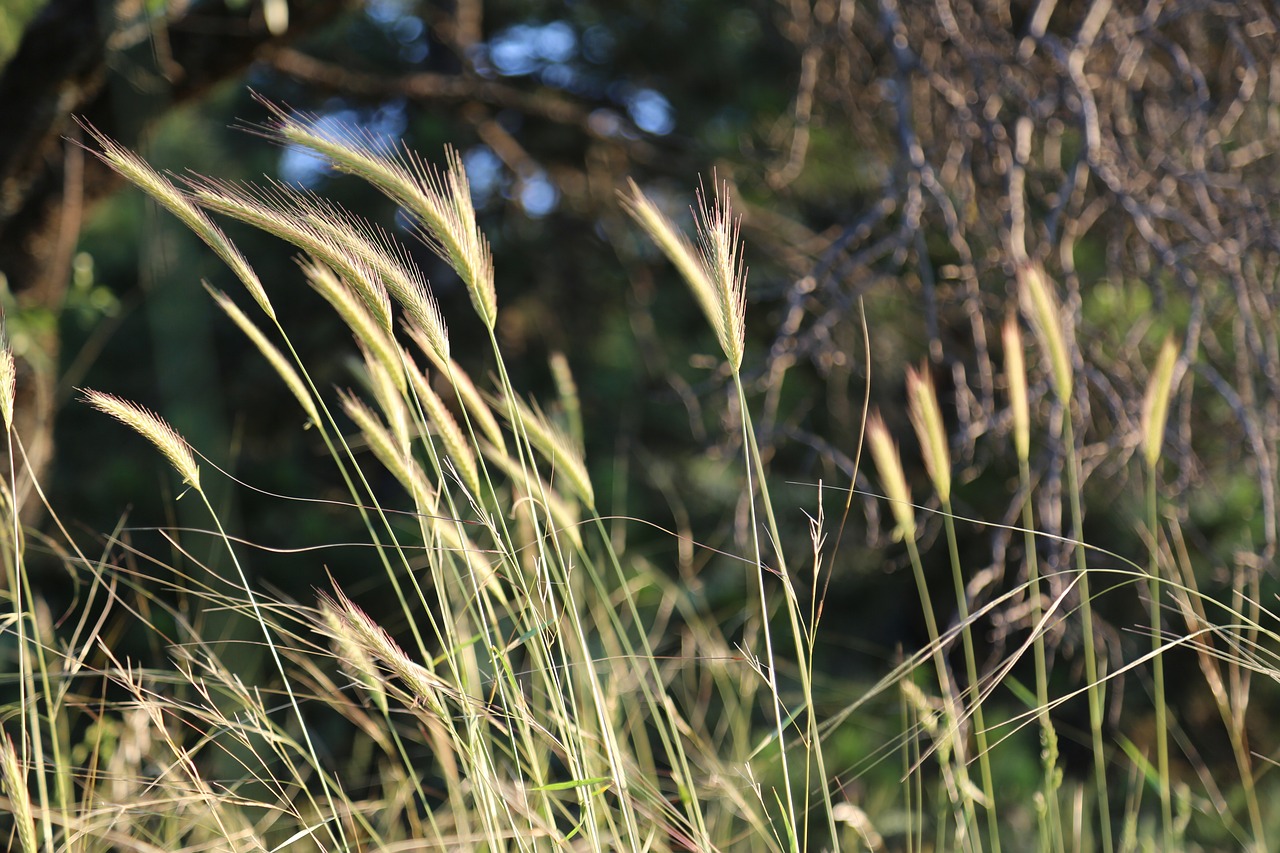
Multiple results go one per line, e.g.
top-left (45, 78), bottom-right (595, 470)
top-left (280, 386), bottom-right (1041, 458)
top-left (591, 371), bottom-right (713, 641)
top-left (1141, 335), bottom-right (1181, 471)
top-left (1017, 263), bottom-right (1074, 406)
top-left (866, 410), bottom-right (915, 541)
top-left (906, 363), bottom-right (951, 503)
top-left (1002, 312), bottom-right (1031, 464)
top-left (82, 390), bottom-right (201, 491)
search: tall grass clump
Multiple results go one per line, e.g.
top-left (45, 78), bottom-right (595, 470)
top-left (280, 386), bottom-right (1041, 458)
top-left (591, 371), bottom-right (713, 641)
top-left (1, 104), bottom-right (1276, 852)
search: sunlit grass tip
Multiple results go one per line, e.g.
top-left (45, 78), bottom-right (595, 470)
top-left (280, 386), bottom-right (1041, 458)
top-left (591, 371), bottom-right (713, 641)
top-left (1017, 263), bottom-right (1073, 405)
top-left (82, 389), bottom-right (200, 490)
top-left (255, 98), bottom-right (497, 330)
top-left (503, 391), bottom-right (595, 510)
top-left (622, 178), bottom-right (747, 370)
top-left (866, 410), bottom-right (915, 540)
top-left (0, 344), bottom-right (14, 434)
top-left (0, 730), bottom-right (37, 853)
top-left (78, 121), bottom-right (275, 321)
top-left (906, 363), bottom-right (950, 503)
top-left (1002, 312), bottom-right (1031, 464)
top-left (693, 177), bottom-right (748, 371)
top-left (1141, 335), bottom-right (1180, 471)
top-left (207, 285), bottom-right (319, 424)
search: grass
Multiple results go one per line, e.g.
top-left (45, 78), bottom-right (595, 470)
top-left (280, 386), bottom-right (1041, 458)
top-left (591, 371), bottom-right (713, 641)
top-left (0, 106), bottom-right (1275, 850)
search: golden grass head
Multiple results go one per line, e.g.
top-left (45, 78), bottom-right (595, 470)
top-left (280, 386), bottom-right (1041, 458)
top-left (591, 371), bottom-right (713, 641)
top-left (906, 363), bottom-right (951, 503)
top-left (207, 285), bottom-right (319, 424)
top-left (1016, 262), bottom-right (1073, 405)
top-left (622, 178), bottom-right (746, 370)
top-left (0, 345), bottom-right (14, 434)
top-left (1141, 335), bottom-right (1181, 471)
top-left (0, 730), bottom-right (37, 853)
top-left (866, 410), bottom-right (915, 540)
top-left (82, 390), bottom-right (201, 491)
top-left (79, 122), bottom-right (275, 322)
top-left (693, 178), bottom-right (748, 371)
top-left (257, 99), bottom-right (497, 330)
top-left (1002, 312), bottom-right (1030, 464)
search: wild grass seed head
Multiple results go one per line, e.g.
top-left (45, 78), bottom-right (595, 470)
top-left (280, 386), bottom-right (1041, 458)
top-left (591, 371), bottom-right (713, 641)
top-left (866, 411), bottom-right (915, 540)
top-left (0, 731), bottom-right (37, 853)
top-left (0, 344), bottom-right (14, 434)
top-left (189, 176), bottom-right (395, 331)
top-left (258, 101), bottom-right (497, 329)
top-left (407, 326), bottom-right (506, 454)
top-left (1141, 335), bottom-right (1181, 471)
top-left (80, 123), bottom-right (274, 321)
top-left (906, 363), bottom-right (951, 503)
top-left (1017, 263), bottom-right (1074, 405)
top-left (82, 390), bottom-right (201, 491)
top-left (301, 259), bottom-right (405, 393)
top-left (405, 354), bottom-right (481, 499)
top-left (623, 179), bottom-right (747, 370)
top-left (207, 285), bottom-right (318, 423)
top-left (1002, 312), bottom-right (1031, 464)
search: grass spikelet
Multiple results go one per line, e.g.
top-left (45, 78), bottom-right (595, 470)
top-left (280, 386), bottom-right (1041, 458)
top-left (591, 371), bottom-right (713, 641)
top-left (363, 351), bottom-right (412, 449)
top-left (0, 345), bottom-right (14, 433)
top-left (906, 363), bottom-right (950, 502)
top-left (207, 285), bottom-right (318, 423)
top-left (79, 123), bottom-right (274, 320)
top-left (622, 180), bottom-right (737, 365)
top-left (340, 390), bottom-right (423, 498)
top-left (190, 178), bottom-right (394, 331)
top-left (502, 391), bottom-right (595, 510)
top-left (866, 411), bottom-right (914, 540)
top-left (405, 355), bottom-right (481, 498)
top-left (407, 326), bottom-right (505, 454)
top-left (1141, 335), bottom-right (1180, 471)
top-left (1002, 312), bottom-right (1030, 464)
top-left (319, 602), bottom-right (389, 715)
top-left (322, 588), bottom-right (455, 710)
top-left (0, 731), bottom-right (37, 853)
top-left (693, 179), bottom-right (748, 371)
top-left (301, 259), bottom-right (405, 392)
top-left (258, 101), bottom-right (497, 329)
top-left (1017, 263), bottom-right (1073, 404)
top-left (82, 390), bottom-right (200, 490)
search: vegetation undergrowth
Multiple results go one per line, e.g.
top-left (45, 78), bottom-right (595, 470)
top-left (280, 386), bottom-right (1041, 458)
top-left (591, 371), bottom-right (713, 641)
top-left (0, 105), bottom-right (1275, 851)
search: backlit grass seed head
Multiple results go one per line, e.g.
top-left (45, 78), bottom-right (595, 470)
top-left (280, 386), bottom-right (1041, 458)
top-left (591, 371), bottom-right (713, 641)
top-left (622, 179), bottom-right (747, 370)
top-left (341, 391), bottom-right (420, 496)
top-left (301, 259), bottom-right (405, 393)
top-left (867, 411), bottom-right (915, 540)
top-left (409, 326), bottom-right (507, 454)
top-left (906, 364), bottom-right (951, 503)
top-left (1002, 313), bottom-right (1031, 464)
top-left (261, 103), bottom-right (497, 329)
top-left (83, 390), bottom-right (200, 490)
top-left (0, 731), bottom-right (36, 853)
top-left (1017, 263), bottom-right (1073, 404)
top-left (190, 178), bottom-right (394, 331)
top-left (319, 604), bottom-right (388, 714)
top-left (694, 179), bottom-right (748, 371)
top-left (0, 345), bottom-right (14, 433)
top-left (503, 391), bottom-right (595, 510)
top-left (323, 589), bottom-right (451, 710)
top-left (207, 286), bottom-right (318, 424)
top-left (80, 125), bottom-right (274, 321)
top-left (1141, 335), bottom-right (1180, 471)
top-left (406, 356), bottom-right (481, 498)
